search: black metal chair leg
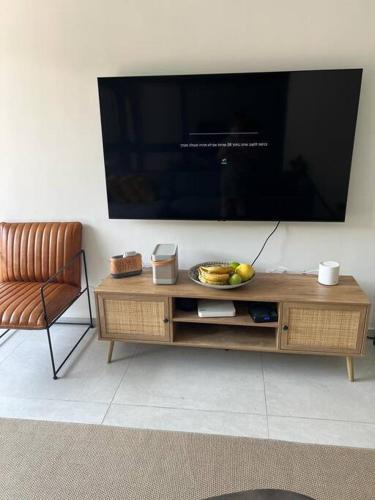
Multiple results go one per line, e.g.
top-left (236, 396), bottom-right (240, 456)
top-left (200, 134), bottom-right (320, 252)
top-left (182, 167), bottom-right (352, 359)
top-left (83, 251), bottom-right (94, 328)
top-left (45, 319), bottom-right (93, 380)
top-left (46, 326), bottom-right (58, 380)
top-left (0, 329), bottom-right (11, 340)
top-left (41, 249), bottom-right (95, 380)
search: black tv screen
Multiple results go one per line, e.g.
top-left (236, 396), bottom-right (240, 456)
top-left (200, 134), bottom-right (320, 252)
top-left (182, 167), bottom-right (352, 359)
top-left (98, 69), bottom-right (362, 221)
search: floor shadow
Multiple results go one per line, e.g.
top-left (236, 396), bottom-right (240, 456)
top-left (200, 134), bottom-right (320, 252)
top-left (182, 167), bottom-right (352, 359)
top-left (109, 342), bottom-right (142, 364)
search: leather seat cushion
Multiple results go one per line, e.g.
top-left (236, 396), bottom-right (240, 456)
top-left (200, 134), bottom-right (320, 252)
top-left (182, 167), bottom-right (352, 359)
top-left (0, 282), bottom-right (80, 329)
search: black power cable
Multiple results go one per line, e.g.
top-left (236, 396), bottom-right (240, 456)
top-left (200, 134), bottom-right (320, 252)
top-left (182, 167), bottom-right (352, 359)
top-left (251, 221), bottom-right (281, 266)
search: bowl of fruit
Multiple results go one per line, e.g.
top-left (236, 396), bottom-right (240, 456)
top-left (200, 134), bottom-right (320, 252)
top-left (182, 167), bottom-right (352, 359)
top-left (188, 261), bottom-right (255, 289)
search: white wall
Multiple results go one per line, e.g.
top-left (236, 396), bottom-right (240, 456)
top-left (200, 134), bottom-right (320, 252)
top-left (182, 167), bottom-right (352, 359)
top-left (1, 0), bottom-right (374, 324)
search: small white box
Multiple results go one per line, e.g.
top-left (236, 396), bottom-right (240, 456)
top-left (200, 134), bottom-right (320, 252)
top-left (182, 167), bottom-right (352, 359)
top-left (198, 300), bottom-right (236, 318)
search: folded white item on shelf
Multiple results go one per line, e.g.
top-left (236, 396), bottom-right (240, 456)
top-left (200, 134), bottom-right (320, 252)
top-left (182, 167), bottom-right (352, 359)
top-left (198, 300), bottom-right (236, 318)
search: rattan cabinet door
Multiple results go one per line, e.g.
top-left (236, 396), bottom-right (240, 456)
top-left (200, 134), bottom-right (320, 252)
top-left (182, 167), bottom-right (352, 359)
top-left (280, 303), bottom-right (367, 354)
top-left (97, 294), bottom-right (171, 342)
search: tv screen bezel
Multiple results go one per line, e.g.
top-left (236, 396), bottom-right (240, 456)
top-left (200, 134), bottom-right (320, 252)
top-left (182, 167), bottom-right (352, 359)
top-left (97, 68), bottom-right (363, 223)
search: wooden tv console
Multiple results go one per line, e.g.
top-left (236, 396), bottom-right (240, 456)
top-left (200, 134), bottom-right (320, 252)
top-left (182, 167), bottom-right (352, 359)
top-left (94, 270), bottom-right (371, 381)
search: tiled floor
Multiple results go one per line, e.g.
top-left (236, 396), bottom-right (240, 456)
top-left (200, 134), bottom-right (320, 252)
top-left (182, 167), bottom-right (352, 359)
top-left (0, 325), bottom-right (375, 448)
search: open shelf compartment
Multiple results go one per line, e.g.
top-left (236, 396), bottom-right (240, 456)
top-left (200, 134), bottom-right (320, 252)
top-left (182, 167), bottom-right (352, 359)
top-left (173, 298), bottom-right (279, 328)
top-left (173, 322), bottom-right (277, 352)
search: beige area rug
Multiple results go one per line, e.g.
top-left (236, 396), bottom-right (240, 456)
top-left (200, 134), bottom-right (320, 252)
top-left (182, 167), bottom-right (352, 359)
top-left (0, 418), bottom-right (374, 500)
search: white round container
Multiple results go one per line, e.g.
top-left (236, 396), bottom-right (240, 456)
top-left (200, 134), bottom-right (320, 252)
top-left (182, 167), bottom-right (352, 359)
top-left (318, 261), bottom-right (340, 286)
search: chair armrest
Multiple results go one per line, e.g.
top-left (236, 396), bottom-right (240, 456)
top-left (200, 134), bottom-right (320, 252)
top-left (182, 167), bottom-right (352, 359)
top-left (40, 250), bottom-right (83, 290)
top-left (40, 249), bottom-right (87, 325)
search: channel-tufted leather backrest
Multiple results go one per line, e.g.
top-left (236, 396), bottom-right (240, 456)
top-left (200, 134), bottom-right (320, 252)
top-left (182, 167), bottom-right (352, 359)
top-left (0, 222), bottom-right (82, 287)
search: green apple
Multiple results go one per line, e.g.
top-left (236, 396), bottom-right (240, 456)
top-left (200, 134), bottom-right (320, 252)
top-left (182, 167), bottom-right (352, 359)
top-left (229, 273), bottom-right (242, 285)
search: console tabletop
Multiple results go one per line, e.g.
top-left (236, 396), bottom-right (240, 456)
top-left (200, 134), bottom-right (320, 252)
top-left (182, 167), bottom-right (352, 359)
top-left (96, 269), bottom-right (369, 305)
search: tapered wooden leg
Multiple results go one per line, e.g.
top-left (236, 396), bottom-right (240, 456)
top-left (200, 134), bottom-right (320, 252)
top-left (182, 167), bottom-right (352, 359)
top-left (107, 341), bottom-right (114, 363)
top-left (346, 356), bottom-right (354, 382)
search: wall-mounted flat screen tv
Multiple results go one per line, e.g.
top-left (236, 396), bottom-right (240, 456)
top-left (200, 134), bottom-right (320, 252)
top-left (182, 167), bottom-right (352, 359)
top-left (98, 69), bottom-right (362, 221)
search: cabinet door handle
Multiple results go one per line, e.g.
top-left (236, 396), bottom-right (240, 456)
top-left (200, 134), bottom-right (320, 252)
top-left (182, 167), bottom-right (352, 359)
top-left (282, 324), bottom-right (288, 331)
top-left (163, 318), bottom-right (169, 323)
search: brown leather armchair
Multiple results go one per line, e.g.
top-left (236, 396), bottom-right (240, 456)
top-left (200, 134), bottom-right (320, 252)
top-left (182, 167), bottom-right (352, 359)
top-left (0, 222), bottom-right (93, 379)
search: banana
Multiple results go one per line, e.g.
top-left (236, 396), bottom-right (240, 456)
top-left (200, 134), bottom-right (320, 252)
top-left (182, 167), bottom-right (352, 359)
top-left (200, 269), bottom-right (228, 281)
top-left (199, 274), bottom-right (226, 285)
top-left (200, 265), bottom-right (233, 275)
top-left (199, 269), bottom-right (230, 283)
top-left (204, 275), bottom-right (230, 284)
top-left (198, 274), bottom-right (208, 284)
top-left (198, 270), bottom-right (208, 284)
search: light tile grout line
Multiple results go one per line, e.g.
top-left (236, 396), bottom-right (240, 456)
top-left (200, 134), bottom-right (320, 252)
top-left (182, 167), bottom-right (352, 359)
top-left (0, 394), bottom-right (266, 418)
top-left (1, 387), bottom-right (375, 428)
top-left (1, 380), bottom-right (375, 428)
top-left (260, 352), bottom-right (270, 438)
top-left (99, 344), bottom-right (139, 425)
top-left (102, 402), bottom-right (266, 418)
top-left (0, 394), bottom-right (110, 406)
top-left (266, 414), bottom-right (375, 424)
top-left (106, 402), bottom-right (375, 427)
top-left (2, 396), bottom-right (375, 435)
